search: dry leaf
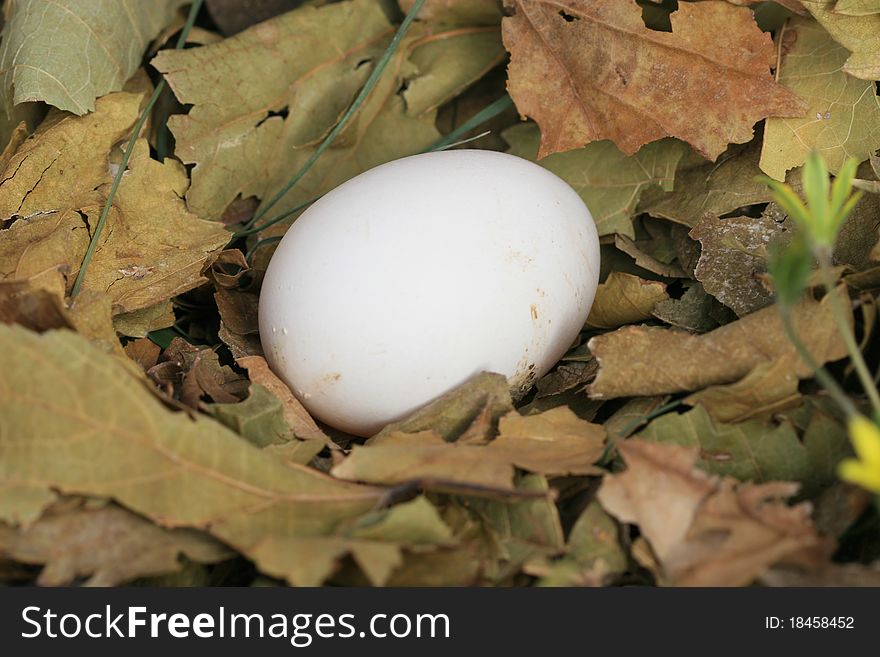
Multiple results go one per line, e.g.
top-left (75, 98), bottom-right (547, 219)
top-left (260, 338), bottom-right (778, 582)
top-left (332, 430), bottom-right (517, 491)
top-left (690, 211), bottom-right (793, 316)
top-left (684, 359), bottom-right (802, 423)
top-left (502, 0), bottom-right (806, 159)
top-left (803, 0), bottom-right (880, 80)
top-left (488, 407), bottom-right (606, 476)
top-left (238, 355), bottom-right (332, 445)
top-left (0, 0), bottom-right (187, 114)
top-left (760, 16), bottom-right (880, 180)
top-left (586, 272), bottom-right (669, 329)
top-left (598, 439), bottom-right (831, 586)
top-left (588, 287), bottom-right (849, 399)
top-left (0, 500), bottom-right (230, 586)
top-left (155, 0), bottom-right (504, 220)
top-left (0, 325), bottom-right (384, 585)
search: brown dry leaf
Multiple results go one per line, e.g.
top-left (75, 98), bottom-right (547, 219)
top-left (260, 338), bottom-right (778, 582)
top-left (332, 430), bottom-right (516, 491)
top-left (237, 355), bottom-right (333, 446)
top-left (78, 141), bottom-right (230, 313)
top-left (652, 281), bottom-right (733, 333)
top-left (113, 301), bottom-right (175, 338)
top-left (488, 407), bottom-right (606, 476)
top-left (0, 93), bottom-right (141, 221)
top-left (613, 234), bottom-right (686, 279)
top-left (501, 0), bottom-right (806, 159)
top-left (0, 268), bottom-right (72, 333)
top-left (684, 359), bottom-right (802, 423)
top-left (372, 371), bottom-right (513, 442)
top-left (588, 287), bottom-right (849, 399)
top-left (586, 272), bottom-right (669, 329)
top-left (156, 338), bottom-right (248, 407)
top-left (124, 338), bottom-right (162, 371)
top-left (0, 500), bottom-right (231, 586)
top-left (597, 439), bottom-right (830, 586)
top-left (690, 211), bottom-right (793, 317)
top-left (334, 406), bottom-right (605, 489)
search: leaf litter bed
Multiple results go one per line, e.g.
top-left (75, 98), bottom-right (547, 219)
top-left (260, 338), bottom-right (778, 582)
top-left (0, 0), bottom-right (879, 587)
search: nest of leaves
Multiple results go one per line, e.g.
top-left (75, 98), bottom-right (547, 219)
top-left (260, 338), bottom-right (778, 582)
top-left (1, 0), bottom-right (879, 587)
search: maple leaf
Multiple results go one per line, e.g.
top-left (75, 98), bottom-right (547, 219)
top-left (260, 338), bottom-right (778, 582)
top-left (501, 0), bottom-right (807, 159)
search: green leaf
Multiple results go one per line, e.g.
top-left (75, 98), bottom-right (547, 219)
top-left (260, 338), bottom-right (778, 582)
top-left (0, 0), bottom-right (188, 115)
top-left (637, 405), bottom-right (822, 485)
top-left (504, 123), bottom-right (687, 237)
top-left (803, 0), bottom-right (880, 80)
top-left (768, 231), bottom-right (813, 307)
top-left (760, 17), bottom-right (880, 181)
top-left (206, 384), bottom-right (293, 447)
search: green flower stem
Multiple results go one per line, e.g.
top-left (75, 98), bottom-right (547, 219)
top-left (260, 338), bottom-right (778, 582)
top-left (240, 0), bottom-right (427, 234)
top-left (71, 0), bottom-right (205, 298)
top-left (816, 247), bottom-right (880, 417)
top-left (779, 304), bottom-right (857, 418)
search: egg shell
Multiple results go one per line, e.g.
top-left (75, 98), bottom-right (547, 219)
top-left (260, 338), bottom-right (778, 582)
top-left (259, 150), bottom-right (600, 436)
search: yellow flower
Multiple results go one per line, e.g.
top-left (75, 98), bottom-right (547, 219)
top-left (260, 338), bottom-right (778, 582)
top-left (838, 415), bottom-right (880, 493)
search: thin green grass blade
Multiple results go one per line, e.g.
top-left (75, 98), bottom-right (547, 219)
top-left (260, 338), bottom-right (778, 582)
top-left (241, 0), bottom-right (428, 233)
top-left (426, 95), bottom-right (513, 152)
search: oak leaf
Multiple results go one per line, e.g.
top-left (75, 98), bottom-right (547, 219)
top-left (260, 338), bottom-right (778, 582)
top-left (501, 0), bottom-right (806, 159)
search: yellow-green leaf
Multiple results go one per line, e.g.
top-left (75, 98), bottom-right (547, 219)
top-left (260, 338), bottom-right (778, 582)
top-left (0, 0), bottom-right (187, 115)
top-left (760, 17), bottom-right (880, 180)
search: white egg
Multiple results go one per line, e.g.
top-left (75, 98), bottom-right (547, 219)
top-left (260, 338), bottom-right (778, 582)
top-left (259, 150), bottom-right (600, 436)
